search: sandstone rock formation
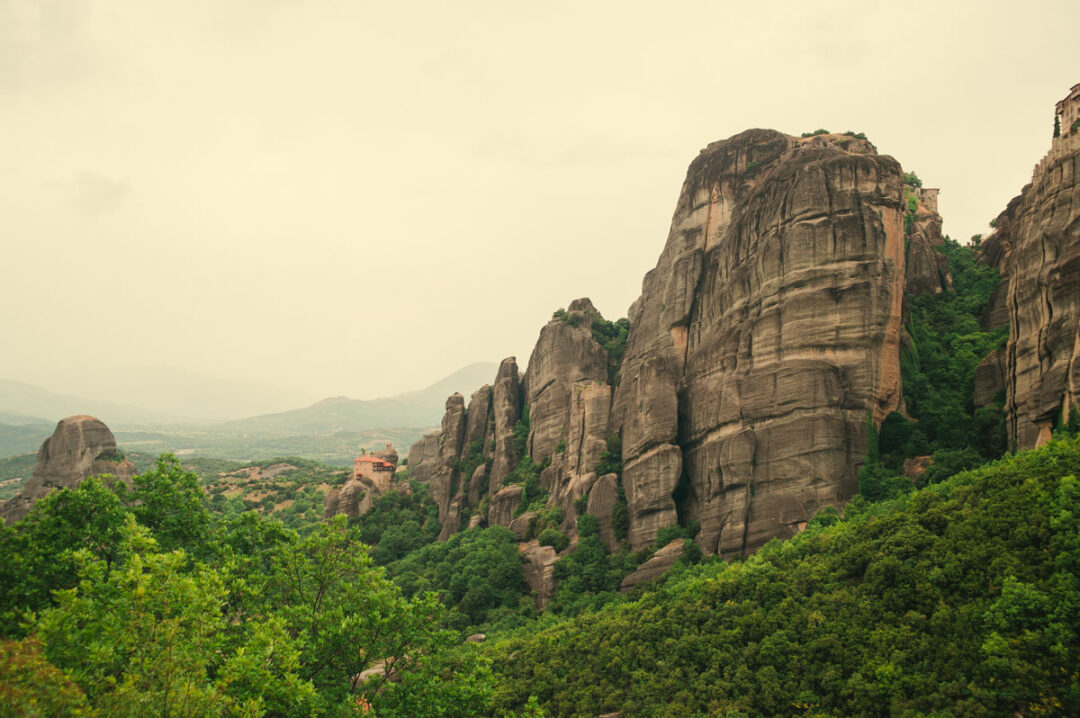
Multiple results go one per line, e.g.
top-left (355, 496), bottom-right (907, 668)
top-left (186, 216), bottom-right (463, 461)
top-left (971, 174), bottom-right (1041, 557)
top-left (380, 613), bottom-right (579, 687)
top-left (487, 358), bottom-right (522, 493)
top-left (619, 539), bottom-right (685, 592)
top-left (979, 88), bottom-right (1080, 448)
top-left (586, 472), bottom-right (620, 550)
top-left (519, 540), bottom-right (559, 609)
top-left (0, 415), bottom-right (135, 524)
top-left (518, 299), bottom-right (616, 533)
top-left (904, 189), bottom-right (951, 297)
top-left (611, 129), bottom-right (908, 557)
top-left (406, 127), bottom-right (964, 588)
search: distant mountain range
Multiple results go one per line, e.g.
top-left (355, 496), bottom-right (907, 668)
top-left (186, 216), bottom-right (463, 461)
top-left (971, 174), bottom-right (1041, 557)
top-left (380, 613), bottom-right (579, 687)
top-left (218, 362), bottom-right (499, 436)
top-left (0, 362), bottom-right (501, 463)
top-left (0, 380), bottom-right (180, 428)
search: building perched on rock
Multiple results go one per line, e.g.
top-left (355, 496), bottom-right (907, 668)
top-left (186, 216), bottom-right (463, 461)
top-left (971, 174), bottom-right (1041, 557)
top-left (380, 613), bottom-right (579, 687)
top-left (352, 446), bottom-right (397, 493)
top-left (324, 444), bottom-right (400, 520)
top-left (1055, 82), bottom-right (1080, 138)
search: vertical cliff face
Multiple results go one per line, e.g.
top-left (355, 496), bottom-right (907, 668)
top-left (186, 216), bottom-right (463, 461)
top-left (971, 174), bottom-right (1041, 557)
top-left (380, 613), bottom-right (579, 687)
top-left (612, 130), bottom-right (908, 555)
top-left (407, 129), bottom-right (939, 562)
top-left (980, 117), bottom-right (1080, 449)
top-left (1, 415), bottom-right (136, 524)
top-left (487, 357), bottom-right (523, 494)
top-left (522, 298), bottom-right (613, 530)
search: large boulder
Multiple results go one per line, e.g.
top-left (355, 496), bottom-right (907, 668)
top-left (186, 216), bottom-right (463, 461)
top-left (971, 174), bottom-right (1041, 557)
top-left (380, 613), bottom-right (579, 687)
top-left (1, 415), bottom-right (135, 524)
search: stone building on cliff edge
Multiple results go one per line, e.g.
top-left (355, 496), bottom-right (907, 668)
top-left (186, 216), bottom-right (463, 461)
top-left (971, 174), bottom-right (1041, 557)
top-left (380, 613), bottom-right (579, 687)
top-left (351, 443), bottom-right (397, 493)
top-left (1054, 82), bottom-right (1080, 138)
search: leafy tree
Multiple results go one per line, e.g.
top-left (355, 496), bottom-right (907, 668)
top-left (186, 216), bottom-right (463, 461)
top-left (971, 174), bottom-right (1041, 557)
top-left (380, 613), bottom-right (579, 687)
top-left (36, 519), bottom-right (231, 716)
top-left (119, 454), bottom-right (211, 554)
top-left (0, 637), bottom-right (92, 717)
top-left (0, 476), bottom-right (129, 635)
top-left (387, 526), bottom-right (527, 627)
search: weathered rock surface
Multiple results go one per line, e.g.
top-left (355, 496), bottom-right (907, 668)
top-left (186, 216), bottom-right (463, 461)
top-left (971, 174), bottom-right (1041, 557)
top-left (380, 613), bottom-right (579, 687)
top-left (519, 540), bottom-right (558, 609)
top-left (406, 431), bottom-right (439, 483)
top-left (973, 349), bottom-right (1006, 409)
top-left (1, 415), bottom-right (135, 524)
top-left (487, 485), bottom-right (522, 528)
top-left (586, 472), bottom-right (620, 550)
top-left (612, 129), bottom-right (907, 556)
top-left (980, 115), bottom-right (1080, 449)
top-left (523, 299), bottom-right (610, 463)
top-left (904, 193), bottom-right (952, 296)
top-left (488, 358), bottom-right (522, 493)
top-left (464, 385), bottom-right (493, 457)
top-left (620, 539), bottom-right (685, 592)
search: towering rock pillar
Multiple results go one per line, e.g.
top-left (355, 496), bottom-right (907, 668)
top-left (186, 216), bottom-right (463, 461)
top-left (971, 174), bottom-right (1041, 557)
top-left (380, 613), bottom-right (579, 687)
top-left (980, 83), bottom-right (1080, 448)
top-left (0, 415), bottom-right (136, 524)
top-left (613, 130), bottom-right (907, 556)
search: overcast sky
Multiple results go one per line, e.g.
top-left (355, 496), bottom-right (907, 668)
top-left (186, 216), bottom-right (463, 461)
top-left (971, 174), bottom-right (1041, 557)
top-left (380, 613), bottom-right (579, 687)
top-left (2, 0), bottom-right (1078, 418)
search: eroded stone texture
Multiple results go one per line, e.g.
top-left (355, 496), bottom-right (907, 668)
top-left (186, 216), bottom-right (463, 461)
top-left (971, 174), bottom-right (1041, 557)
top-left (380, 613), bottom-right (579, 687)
top-left (487, 484), bottom-right (523, 528)
top-left (488, 357), bottom-right (522, 493)
top-left (613, 130), bottom-right (907, 556)
top-left (416, 394), bottom-right (466, 541)
top-left (586, 472), bottom-right (620, 550)
top-left (1, 416), bottom-right (135, 524)
top-left (523, 299), bottom-right (609, 463)
top-left (905, 196), bottom-right (952, 296)
top-left (620, 539), bottom-right (685, 592)
top-left (980, 128), bottom-right (1080, 448)
top-left (519, 540), bottom-right (559, 609)
top-left (464, 385), bottom-right (492, 456)
top-left (973, 349), bottom-right (1006, 409)
top-left (406, 432), bottom-right (439, 484)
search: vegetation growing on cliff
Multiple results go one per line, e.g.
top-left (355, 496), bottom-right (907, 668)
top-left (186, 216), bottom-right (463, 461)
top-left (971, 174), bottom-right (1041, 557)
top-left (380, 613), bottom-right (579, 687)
top-left (860, 238), bottom-right (1008, 500)
top-left (486, 436), bottom-right (1080, 716)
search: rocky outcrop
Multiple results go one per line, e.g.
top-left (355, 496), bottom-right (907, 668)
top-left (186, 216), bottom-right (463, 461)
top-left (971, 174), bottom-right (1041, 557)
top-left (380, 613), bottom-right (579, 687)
top-left (586, 472), bottom-right (620, 550)
top-left (519, 540), bottom-right (558, 609)
top-left (519, 299), bottom-right (615, 535)
top-left (487, 358), bottom-right (522, 493)
top-left (980, 100), bottom-right (1080, 449)
top-left (406, 432), bottom-right (439, 483)
top-left (523, 299), bottom-right (610, 462)
top-left (973, 349), bottom-right (1006, 409)
top-left (487, 485), bottom-right (523, 528)
top-left (1, 415), bottom-right (135, 524)
top-left (612, 129), bottom-right (907, 557)
top-left (620, 540), bottom-right (685, 592)
top-left (904, 191), bottom-right (951, 297)
top-left (323, 478), bottom-right (374, 519)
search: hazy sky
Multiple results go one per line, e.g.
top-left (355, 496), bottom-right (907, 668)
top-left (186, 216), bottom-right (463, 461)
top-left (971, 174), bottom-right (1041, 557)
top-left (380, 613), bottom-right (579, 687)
top-left (2, 0), bottom-right (1078, 418)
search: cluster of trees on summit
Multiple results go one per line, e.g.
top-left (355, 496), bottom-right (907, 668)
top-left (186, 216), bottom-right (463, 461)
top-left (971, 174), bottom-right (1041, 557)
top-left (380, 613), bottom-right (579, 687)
top-left (1, 239), bottom-right (1079, 716)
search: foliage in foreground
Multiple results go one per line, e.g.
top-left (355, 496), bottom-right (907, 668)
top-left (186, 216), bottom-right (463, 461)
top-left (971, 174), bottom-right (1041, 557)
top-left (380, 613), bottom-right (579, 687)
top-left (0, 456), bottom-right (494, 716)
top-left (487, 436), bottom-right (1080, 717)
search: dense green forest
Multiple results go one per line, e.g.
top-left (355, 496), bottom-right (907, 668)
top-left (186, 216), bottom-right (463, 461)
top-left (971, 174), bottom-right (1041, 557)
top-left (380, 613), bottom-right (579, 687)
top-left (2, 242), bottom-right (1078, 715)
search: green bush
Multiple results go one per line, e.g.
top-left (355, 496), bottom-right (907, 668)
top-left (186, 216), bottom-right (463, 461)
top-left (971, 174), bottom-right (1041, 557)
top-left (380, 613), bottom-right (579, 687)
top-left (537, 527), bottom-right (569, 552)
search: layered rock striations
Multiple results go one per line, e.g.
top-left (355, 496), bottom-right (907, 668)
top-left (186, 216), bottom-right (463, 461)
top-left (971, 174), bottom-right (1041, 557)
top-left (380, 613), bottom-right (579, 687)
top-left (979, 88), bottom-right (1080, 448)
top-left (407, 129), bottom-right (946, 573)
top-left (612, 130), bottom-right (908, 556)
top-left (0, 415), bottom-right (135, 524)
top-left (522, 299), bottom-right (614, 531)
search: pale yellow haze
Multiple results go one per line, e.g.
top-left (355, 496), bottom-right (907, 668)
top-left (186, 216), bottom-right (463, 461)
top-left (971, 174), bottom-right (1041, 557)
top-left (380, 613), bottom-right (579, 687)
top-left (2, 0), bottom-right (1078, 419)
